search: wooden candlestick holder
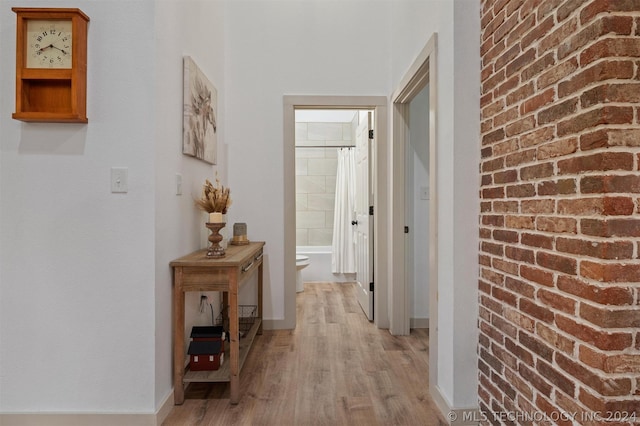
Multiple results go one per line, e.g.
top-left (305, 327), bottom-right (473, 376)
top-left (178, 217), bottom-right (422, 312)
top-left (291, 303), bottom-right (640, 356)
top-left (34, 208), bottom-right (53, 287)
top-left (205, 222), bottom-right (226, 258)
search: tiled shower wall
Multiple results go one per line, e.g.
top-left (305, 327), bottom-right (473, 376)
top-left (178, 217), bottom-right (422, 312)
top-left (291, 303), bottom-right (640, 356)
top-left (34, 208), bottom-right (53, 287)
top-left (295, 121), bottom-right (354, 246)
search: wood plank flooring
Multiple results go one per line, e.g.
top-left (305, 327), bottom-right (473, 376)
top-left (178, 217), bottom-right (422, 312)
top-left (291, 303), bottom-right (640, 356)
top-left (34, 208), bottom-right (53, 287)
top-left (162, 282), bottom-right (447, 426)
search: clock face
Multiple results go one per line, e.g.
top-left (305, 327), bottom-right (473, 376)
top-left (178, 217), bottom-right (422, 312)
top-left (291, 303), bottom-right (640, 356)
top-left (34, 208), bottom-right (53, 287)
top-left (26, 19), bottom-right (72, 69)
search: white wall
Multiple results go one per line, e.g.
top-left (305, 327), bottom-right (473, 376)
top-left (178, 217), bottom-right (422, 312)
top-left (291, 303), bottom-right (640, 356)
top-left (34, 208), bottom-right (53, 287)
top-left (154, 0), bottom-right (226, 411)
top-left (0, 0), bottom-right (157, 412)
top-left (390, 0), bottom-right (480, 411)
top-left (225, 0), bottom-right (392, 323)
top-left (0, 0), bottom-right (228, 415)
top-left (408, 83), bottom-right (430, 322)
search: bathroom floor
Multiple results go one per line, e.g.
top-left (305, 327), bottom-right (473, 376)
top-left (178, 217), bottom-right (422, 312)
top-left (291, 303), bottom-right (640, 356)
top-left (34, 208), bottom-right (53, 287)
top-left (163, 282), bottom-right (445, 426)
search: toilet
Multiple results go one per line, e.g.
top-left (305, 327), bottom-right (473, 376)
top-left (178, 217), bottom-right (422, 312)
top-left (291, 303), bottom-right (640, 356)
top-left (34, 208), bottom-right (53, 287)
top-left (295, 255), bottom-right (311, 292)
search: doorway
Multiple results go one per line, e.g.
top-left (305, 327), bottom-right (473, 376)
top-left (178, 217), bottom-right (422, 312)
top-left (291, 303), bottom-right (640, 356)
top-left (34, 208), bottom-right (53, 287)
top-left (390, 32), bottom-right (440, 409)
top-left (283, 96), bottom-right (388, 330)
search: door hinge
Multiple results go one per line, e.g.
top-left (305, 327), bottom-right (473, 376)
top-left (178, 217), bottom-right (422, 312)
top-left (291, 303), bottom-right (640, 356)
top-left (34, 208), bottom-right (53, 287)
top-left (369, 206), bottom-right (374, 216)
top-left (368, 129), bottom-right (374, 139)
top-left (370, 282), bottom-right (374, 292)
top-left (404, 226), bottom-right (409, 234)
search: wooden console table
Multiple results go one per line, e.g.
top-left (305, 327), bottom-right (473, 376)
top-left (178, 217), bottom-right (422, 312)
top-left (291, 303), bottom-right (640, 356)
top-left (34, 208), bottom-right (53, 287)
top-left (170, 241), bottom-right (265, 404)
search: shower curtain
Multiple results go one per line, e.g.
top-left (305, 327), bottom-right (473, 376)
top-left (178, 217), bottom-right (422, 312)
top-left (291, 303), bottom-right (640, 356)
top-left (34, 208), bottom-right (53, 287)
top-left (332, 148), bottom-right (356, 274)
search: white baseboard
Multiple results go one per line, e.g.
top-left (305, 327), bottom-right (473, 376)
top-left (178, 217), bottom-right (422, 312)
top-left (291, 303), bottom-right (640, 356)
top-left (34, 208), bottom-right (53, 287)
top-left (410, 317), bottom-right (429, 329)
top-left (430, 384), bottom-right (480, 425)
top-left (0, 390), bottom-right (176, 426)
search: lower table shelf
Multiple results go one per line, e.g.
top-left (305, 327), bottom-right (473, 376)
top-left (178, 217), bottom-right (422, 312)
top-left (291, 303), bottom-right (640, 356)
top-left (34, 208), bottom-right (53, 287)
top-left (183, 318), bottom-right (262, 383)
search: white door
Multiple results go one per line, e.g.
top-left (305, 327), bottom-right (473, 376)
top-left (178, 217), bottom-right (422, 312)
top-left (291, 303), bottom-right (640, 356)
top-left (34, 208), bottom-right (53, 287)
top-left (355, 111), bottom-right (374, 320)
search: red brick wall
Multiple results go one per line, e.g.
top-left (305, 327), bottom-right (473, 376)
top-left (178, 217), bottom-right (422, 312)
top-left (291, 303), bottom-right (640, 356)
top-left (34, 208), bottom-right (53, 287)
top-left (479, 0), bottom-right (640, 423)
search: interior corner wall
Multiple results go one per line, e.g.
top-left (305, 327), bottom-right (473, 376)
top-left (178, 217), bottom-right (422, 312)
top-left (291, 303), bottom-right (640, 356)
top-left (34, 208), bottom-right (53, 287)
top-left (154, 0), bottom-right (226, 411)
top-left (224, 0), bottom-right (392, 324)
top-left (390, 0), bottom-right (480, 410)
top-left (0, 0), bottom-right (157, 413)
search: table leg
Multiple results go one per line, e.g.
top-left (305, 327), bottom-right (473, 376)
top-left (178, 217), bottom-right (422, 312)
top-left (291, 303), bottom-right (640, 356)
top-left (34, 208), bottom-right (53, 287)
top-left (228, 268), bottom-right (239, 404)
top-left (258, 262), bottom-right (263, 335)
top-left (173, 268), bottom-right (185, 405)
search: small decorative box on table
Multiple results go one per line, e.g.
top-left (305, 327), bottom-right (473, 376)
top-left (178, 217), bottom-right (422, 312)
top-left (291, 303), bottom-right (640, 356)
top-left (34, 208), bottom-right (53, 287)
top-left (170, 241), bottom-right (265, 405)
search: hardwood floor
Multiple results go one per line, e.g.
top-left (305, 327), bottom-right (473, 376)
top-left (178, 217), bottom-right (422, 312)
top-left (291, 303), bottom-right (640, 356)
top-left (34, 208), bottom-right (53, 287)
top-left (163, 282), bottom-right (447, 426)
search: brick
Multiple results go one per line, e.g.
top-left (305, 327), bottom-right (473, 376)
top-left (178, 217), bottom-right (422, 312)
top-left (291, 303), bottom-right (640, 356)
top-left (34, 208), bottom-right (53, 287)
top-left (536, 251), bottom-right (577, 274)
top-left (505, 276), bottom-right (536, 298)
top-left (557, 275), bottom-right (634, 305)
top-left (538, 288), bottom-right (576, 314)
top-left (539, 17), bottom-right (578, 54)
top-left (556, 352), bottom-right (632, 396)
top-left (493, 258), bottom-right (519, 275)
top-left (483, 127), bottom-right (506, 145)
top-left (506, 13), bottom-right (535, 47)
top-left (581, 261), bottom-right (640, 283)
top-left (521, 265), bottom-right (555, 287)
top-left (556, 106), bottom-right (634, 137)
top-left (505, 149), bottom-right (536, 167)
top-left (521, 52), bottom-right (556, 82)
top-left (520, 331), bottom-right (554, 361)
top-left (505, 214), bottom-right (535, 229)
top-left (491, 371), bottom-right (517, 400)
top-left (506, 48), bottom-right (537, 77)
top-left (603, 354), bottom-right (640, 374)
top-left (537, 137), bottom-right (578, 160)
top-left (602, 196), bottom-right (635, 215)
top-left (519, 126), bottom-right (555, 148)
top-left (494, 75), bottom-right (520, 98)
top-left (537, 179), bottom-right (576, 195)
top-left (493, 107), bottom-right (519, 127)
top-left (494, 201), bottom-right (519, 213)
top-left (580, 302), bottom-right (640, 328)
top-left (495, 43), bottom-right (521, 71)
top-left (556, 237), bottom-right (634, 260)
top-left (493, 229), bottom-right (519, 243)
top-left (522, 15), bottom-right (555, 48)
top-left (482, 157), bottom-right (505, 172)
top-left (556, 314), bottom-right (633, 350)
top-left (493, 314), bottom-right (518, 338)
top-left (580, 128), bottom-right (640, 150)
top-left (483, 214), bottom-right (505, 227)
top-left (494, 11), bottom-right (520, 43)
top-left (558, 61), bottom-right (635, 98)
top-left (581, 83), bottom-right (640, 109)
top-left (581, 175), bottom-right (640, 194)
top-left (482, 241), bottom-right (505, 256)
top-left (580, 0), bottom-right (640, 26)
top-left (520, 88), bottom-right (555, 115)
top-left (493, 139), bottom-right (519, 156)
top-left (519, 364), bottom-right (552, 397)
top-left (537, 57), bottom-right (579, 89)
top-left (505, 307), bottom-right (536, 333)
top-left (483, 68), bottom-right (507, 94)
top-left (536, 360), bottom-right (575, 397)
top-left (536, 216), bottom-right (577, 233)
top-left (581, 218), bottom-right (640, 237)
top-left (558, 198), bottom-right (603, 215)
top-left (504, 368), bottom-right (533, 401)
top-left (558, 15), bottom-right (634, 59)
top-left (524, 198), bottom-right (560, 214)
top-left (493, 285), bottom-right (518, 306)
top-left (481, 346), bottom-right (505, 374)
top-left (581, 37), bottom-right (640, 66)
top-left (520, 298), bottom-right (556, 324)
top-left (536, 323), bottom-right (574, 354)
top-left (505, 246), bottom-right (535, 264)
top-left (505, 115), bottom-right (536, 137)
top-left (483, 187), bottom-right (505, 199)
top-left (538, 98), bottom-right (578, 124)
top-left (521, 233), bottom-right (553, 250)
top-left (557, 0), bottom-right (589, 22)
top-left (506, 81), bottom-right (535, 105)
top-left (520, 162), bottom-right (553, 180)
top-left (558, 152), bottom-right (634, 174)
top-left (483, 268), bottom-right (506, 285)
top-left (507, 183), bottom-right (535, 198)
top-left (494, 170), bottom-right (518, 184)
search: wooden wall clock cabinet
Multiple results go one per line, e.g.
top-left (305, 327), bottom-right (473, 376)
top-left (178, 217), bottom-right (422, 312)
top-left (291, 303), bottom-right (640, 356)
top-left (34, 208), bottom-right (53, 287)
top-left (12, 8), bottom-right (89, 123)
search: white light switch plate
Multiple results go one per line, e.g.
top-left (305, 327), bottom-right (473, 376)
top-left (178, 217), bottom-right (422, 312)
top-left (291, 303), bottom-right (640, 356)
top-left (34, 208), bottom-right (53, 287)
top-left (111, 167), bottom-right (128, 193)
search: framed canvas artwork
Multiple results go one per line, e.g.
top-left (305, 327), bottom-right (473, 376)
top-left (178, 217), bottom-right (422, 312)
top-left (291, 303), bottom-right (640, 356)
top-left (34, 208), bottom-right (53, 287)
top-left (183, 56), bottom-right (217, 164)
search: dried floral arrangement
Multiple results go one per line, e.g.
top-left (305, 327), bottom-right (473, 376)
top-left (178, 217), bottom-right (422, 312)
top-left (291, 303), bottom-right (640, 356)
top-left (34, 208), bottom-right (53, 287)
top-left (194, 177), bottom-right (232, 214)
